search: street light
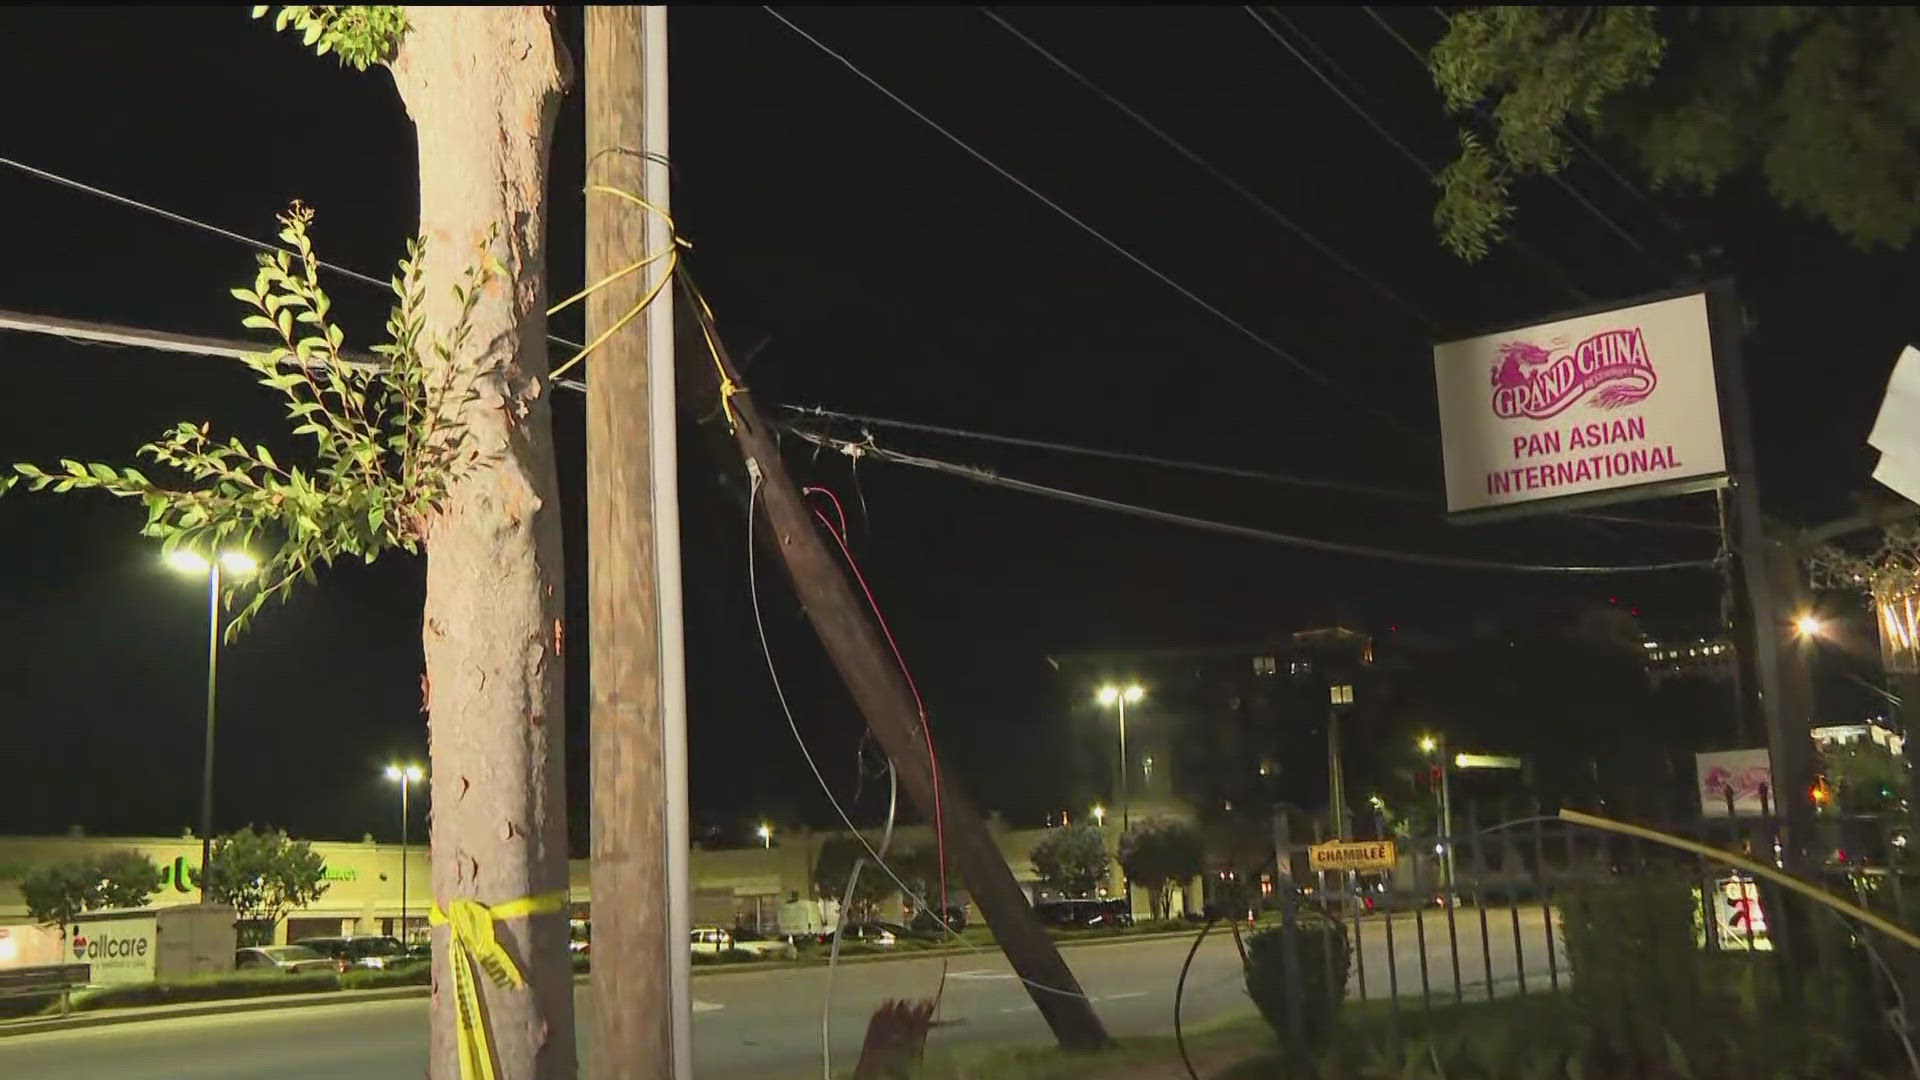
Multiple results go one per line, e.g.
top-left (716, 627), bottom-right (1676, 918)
top-left (756, 823), bottom-right (773, 849)
top-left (167, 547), bottom-right (255, 901)
top-left (1419, 734), bottom-right (1455, 890)
top-left (1094, 685), bottom-right (1145, 832)
top-left (1091, 805), bottom-right (1106, 826)
top-left (384, 764), bottom-right (424, 942)
top-left (1795, 613), bottom-right (1826, 639)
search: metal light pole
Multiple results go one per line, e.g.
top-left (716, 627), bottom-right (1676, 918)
top-left (1328, 684), bottom-right (1354, 839)
top-left (1420, 734), bottom-right (1455, 890)
top-left (166, 548), bottom-right (255, 902)
top-left (385, 764), bottom-right (423, 941)
top-left (1096, 684), bottom-right (1145, 831)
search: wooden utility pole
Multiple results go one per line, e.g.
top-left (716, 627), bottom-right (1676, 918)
top-left (683, 282), bottom-right (1111, 1052)
top-left (587, 7), bottom-right (688, 1078)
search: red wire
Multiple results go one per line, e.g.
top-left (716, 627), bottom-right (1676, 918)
top-left (802, 486), bottom-right (950, 997)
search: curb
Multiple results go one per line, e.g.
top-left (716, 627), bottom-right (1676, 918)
top-left (683, 928), bottom-right (1203, 977)
top-left (0, 984), bottom-right (432, 1039)
top-left (0, 975), bottom-right (612, 1039)
top-left (1, 931), bottom-right (1211, 1033)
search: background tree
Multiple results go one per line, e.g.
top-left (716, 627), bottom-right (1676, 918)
top-left (894, 844), bottom-right (966, 909)
top-left (21, 863), bottom-right (99, 928)
top-left (811, 834), bottom-right (895, 917)
top-left (1117, 819), bottom-right (1204, 920)
top-left (192, 827), bottom-right (328, 946)
top-left (93, 850), bottom-right (166, 910)
top-left (20, 850), bottom-right (165, 925)
top-left (1821, 740), bottom-right (1906, 814)
top-left (1428, 7), bottom-right (1920, 261)
top-left (1029, 822), bottom-right (1110, 898)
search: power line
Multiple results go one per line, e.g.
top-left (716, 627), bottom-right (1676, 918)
top-left (763, 6), bottom-right (1425, 443)
top-left (0, 154), bottom-right (588, 354)
top-left (1241, 7), bottom-right (1595, 304)
top-left (783, 403), bottom-right (1722, 534)
top-left (1357, 7), bottom-right (1671, 269)
top-left (788, 425), bottom-right (1721, 574)
top-left (1416, 5), bottom-right (1657, 210)
top-left (785, 402), bottom-right (1425, 501)
top-left (0, 305), bottom-right (589, 394)
top-left (978, 6), bottom-right (1435, 332)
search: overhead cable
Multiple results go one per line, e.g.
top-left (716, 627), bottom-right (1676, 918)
top-left (788, 426), bottom-right (1721, 575)
top-left (1356, 7), bottom-right (1676, 270)
top-left (763, 6), bottom-right (1423, 442)
top-left (784, 402), bottom-right (1425, 501)
top-left (1240, 8), bottom-right (1594, 303)
top-left (979, 6), bottom-right (1435, 332)
top-left (783, 403), bottom-right (1721, 533)
top-left (0, 154), bottom-right (589, 356)
top-left (1413, 6), bottom-right (1659, 210)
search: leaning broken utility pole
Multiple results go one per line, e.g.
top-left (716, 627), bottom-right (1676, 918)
top-left (682, 277), bottom-right (1110, 1052)
top-left (586, 6), bottom-right (691, 1079)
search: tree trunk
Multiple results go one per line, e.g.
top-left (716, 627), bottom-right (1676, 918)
top-left (389, 10), bottom-right (575, 1079)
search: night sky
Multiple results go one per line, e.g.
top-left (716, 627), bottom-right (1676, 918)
top-left (3, 8), bottom-right (1915, 849)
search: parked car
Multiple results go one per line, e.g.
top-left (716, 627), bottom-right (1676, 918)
top-left (294, 935), bottom-right (409, 971)
top-left (690, 926), bottom-right (797, 960)
top-left (1035, 898), bottom-right (1133, 930)
top-left (816, 922), bottom-right (902, 948)
top-left (909, 905), bottom-right (967, 936)
top-left (234, 945), bottom-right (336, 975)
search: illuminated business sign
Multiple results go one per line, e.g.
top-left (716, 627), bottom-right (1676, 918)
top-left (68, 916), bottom-right (158, 985)
top-left (1433, 292), bottom-right (1728, 518)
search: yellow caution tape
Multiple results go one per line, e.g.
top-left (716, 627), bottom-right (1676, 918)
top-left (428, 891), bottom-right (568, 1080)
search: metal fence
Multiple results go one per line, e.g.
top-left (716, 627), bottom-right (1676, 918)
top-left (1258, 799), bottom-right (1918, 1030)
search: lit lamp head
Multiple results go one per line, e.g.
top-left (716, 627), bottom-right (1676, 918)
top-left (165, 549), bottom-right (258, 578)
top-left (1418, 735), bottom-right (1439, 755)
top-left (1794, 613), bottom-right (1825, 640)
top-left (1091, 804), bottom-right (1106, 824)
top-left (385, 764), bottom-right (424, 783)
top-left (755, 823), bottom-right (773, 842)
top-left (1096, 684), bottom-right (1145, 706)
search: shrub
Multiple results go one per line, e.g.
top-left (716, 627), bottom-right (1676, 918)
top-left (1560, 873), bottom-right (1710, 1065)
top-left (688, 948), bottom-right (759, 965)
top-left (340, 961), bottom-right (430, 990)
top-left (1243, 914), bottom-right (1349, 1057)
top-left (61, 970), bottom-right (340, 1013)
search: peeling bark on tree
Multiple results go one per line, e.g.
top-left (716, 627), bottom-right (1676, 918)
top-left (388, 9), bottom-right (575, 1079)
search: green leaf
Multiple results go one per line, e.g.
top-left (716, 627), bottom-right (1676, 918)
top-left (14, 463), bottom-right (45, 478)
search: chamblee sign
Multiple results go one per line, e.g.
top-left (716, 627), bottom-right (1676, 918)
top-left (1433, 292), bottom-right (1729, 518)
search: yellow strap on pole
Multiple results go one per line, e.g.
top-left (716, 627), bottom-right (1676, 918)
top-left (428, 891), bottom-right (569, 1080)
top-left (1558, 808), bottom-right (1920, 952)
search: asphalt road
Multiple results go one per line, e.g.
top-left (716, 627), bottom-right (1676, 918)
top-left (1, 908), bottom-right (1566, 1080)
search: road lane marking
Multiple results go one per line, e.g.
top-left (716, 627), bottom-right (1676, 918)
top-left (996, 991), bottom-right (1148, 1014)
